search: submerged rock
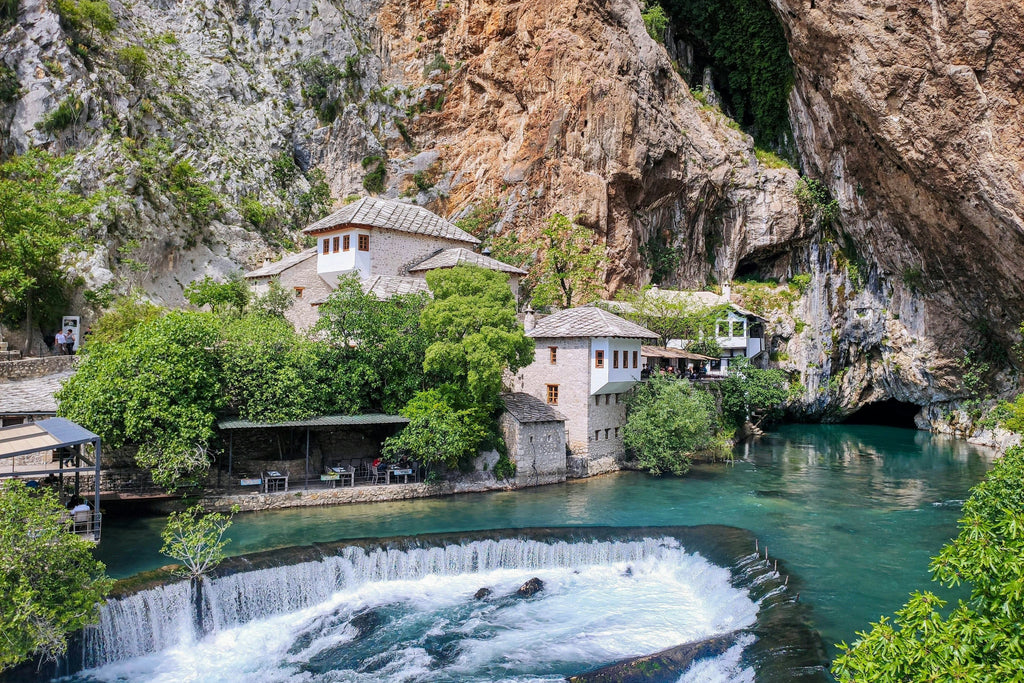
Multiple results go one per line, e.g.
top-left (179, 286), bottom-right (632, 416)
top-left (474, 587), bottom-right (493, 600)
top-left (567, 631), bottom-right (738, 683)
top-left (516, 577), bottom-right (544, 597)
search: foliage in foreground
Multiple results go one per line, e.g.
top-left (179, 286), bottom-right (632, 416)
top-left (0, 481), bottom-right (111, 670)
top-left (160, 504), bottom-right (236, 581)
top-left (832, 442), bottom-right (1024, 681)
top-left (623, 374), bottom-right (726, 475)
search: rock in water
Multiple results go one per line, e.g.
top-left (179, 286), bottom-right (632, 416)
top-left (474, 587), bottom-right (492, 600)
top-left (516, 577), bottom-right (544, 597)
top-left (567, 631), bottom-right (739, 682)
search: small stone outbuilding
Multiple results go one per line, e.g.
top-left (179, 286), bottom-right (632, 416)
top-left (499, 392), bottom-right (567, 487)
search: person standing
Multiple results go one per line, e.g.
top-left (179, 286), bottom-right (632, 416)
top-left (65, 329), bottom-right (75, 354)
top-left (54, 329), bottom-right (66, 355)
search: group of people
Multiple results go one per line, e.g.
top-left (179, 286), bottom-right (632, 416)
top-left (54, 328), bottom-right (76, 355)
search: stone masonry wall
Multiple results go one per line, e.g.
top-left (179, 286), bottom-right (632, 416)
top-left (369, 229), bottom-right (470, 278)
top-left (278, 254), bottom-right (334, 330)
top-left (0, 356), bottom-right (76, 382)
top-left (498, 412), bottom-right (566, 487)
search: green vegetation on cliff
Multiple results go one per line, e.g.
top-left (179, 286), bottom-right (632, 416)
top-left (662, 0), bottom-right (794, 148)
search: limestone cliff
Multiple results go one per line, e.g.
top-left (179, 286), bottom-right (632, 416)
top-left (2, 0), bottom-right (1022, 427)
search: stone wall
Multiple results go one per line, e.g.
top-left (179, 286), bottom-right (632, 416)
top-left (369, 229), bottom-right (469, 278)
top-left (498, 412), bottom-right (566, 486)
top-left (0, 356), bottom-right (76, 382)
top-left (586, 391), bottom-right (628, 460)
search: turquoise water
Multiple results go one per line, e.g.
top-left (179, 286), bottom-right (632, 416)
top-left (95, 424), bottom-right (992, 656)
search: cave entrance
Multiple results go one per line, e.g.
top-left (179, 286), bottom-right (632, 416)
top-left (842, 399), bottom-right (920, 429)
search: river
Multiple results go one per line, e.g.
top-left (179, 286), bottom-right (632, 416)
top-left (85, 424), bottom-right (992, 679)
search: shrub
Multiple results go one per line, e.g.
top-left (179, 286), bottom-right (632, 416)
top-left (423, 53), bottom-right (451, 77)
top-left (794, 176), bottom-right (840, 225)
top-left (361, 155), bottom-right (386, 194)
top-left (297, 57), bottom-right (344, 124)
top-left (37, 95), bottom-right (84, 133)
top-left (642, 3), bottom-right (669, 42)
top-left (790, 273), bottom-right (811, 294)
top-left (53, 0), bottom-right (116, 44)
top-left (754, 147), bottom-right (791, 169)
top-left (0, 63), bottom-right (18, 102)
top-left (116, 45), bottom-right (149, 83)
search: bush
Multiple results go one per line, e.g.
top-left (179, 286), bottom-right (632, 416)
top-left (116, 45), bottom-right (149, 83)
top-left (37, 95), bottom-right (84, 133)
top-left (53, 0), bottom-right (116, 44)
top-left (642, 3), bottom-right (669, 42)
top-left (623, 375), bottom-right (723, 475)
top-left (361, 155), bottom-right (386, 194)
top-left (794, 176), bottom-right (840, 225)
top-left (754, 147), bottom-right (791, 169)
top-left (790, 273), bottom-right (811, 294)
top-left (423, 53), bottom-right (451, 77)
top-left (168, 160), bottom-right (220, 224)
top-left (0, 63), bottom-right (18, 102)
top-left (297, 57), bottom-right (344, 124)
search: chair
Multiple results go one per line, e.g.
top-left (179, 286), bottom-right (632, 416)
top-left (73, 510), bottom-right (91, 534)
top-left (370, 465), bottom-right (381, 485)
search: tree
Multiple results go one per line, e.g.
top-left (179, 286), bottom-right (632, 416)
top-left (160, 504), bottom-right (235, 581)
top-left (623, 375), bottom-right (724, 475)
top-left (382, 387), bottom-right (489, 470)
top-left (56, 311), bottom-right (223, 490)
top-left (611, 287), bottom-right (730, 346)
top-left (88, 291), bottom-right (165, 345)
top-left (833, 442), bottom-right (1024, 681)
top-left (421, 265), bottom-right (533, 406)
top-left (528, 213), bottom-right (607, 309)
top-left (183, 273), bottom-right (249, 315)
top-left (0, 151), bottom-right (92, 349)
top-left (716, 357), bottom-right (789, 428)
top-left (219, 313), bottom-right (331, 422)
top-left (315, 274), bottom-right (430, 414)
top-left (249, 279), bottom-right (293, 318)
top-left (0, 481), bottom-right (111, 670)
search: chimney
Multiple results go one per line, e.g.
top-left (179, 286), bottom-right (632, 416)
top-left (722, 282), bottom-right (732, 300)
top-left (482, 246), bottom-right (492, 256)
top-left (523, 305), bottom-right (536, 333)
top-left (263, 257), bottom-right (271, 268)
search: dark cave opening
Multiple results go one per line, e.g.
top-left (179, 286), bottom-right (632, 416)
top-left (842, 399), bottom-right (921, 429)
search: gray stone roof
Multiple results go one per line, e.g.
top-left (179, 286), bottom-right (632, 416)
top-left (408, 248), bottom-right (527, 275)
top-left (218, 413), bottom-right (410, 429)
top-left (309, 275), bottom-right (431, 305)
top-left (0, 371), bottom-right (73, 415)
top-left (301, 197), bottom-right (480, 245)
top-left (243, 248), bottom-right (317, 278)
top-left (501, 393), bottom-right (566, 423)
top-left (526, 307), bottom-right (657, 340)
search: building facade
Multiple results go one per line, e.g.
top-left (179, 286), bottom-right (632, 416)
top-left (245, 198), bottom-right (525, 328)
top-left (510, 307), bottom-right (656, 477)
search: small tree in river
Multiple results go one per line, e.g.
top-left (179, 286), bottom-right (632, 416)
top-left (623, 375), bottom-right (725, 475)
top-left (0, 481), bottom-right (112, 670)
top-left (160, 504), bottom-right (236, 581)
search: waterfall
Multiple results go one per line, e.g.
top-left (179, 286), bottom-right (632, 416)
top-left (84, 536), bottom-right (680, 667)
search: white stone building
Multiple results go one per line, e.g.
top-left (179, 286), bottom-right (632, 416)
top-left (510, 307), bottom-right (656, 477)
top-left (245, 197), bottom-right (525, 328)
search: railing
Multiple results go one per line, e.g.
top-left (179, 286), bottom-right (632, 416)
top-left (69, 510), bottom-right (102, 542)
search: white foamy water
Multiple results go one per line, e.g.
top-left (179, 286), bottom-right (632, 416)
top-left (74, 538), bottom-right (758, 682)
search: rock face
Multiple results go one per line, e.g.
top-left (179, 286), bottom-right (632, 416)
top-left (771, 0), bottom-right (1024, 406)
top-left (2, 0), bottom-right (1022, 419)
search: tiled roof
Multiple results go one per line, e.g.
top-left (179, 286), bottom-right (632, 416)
top-left (309, 276), bottom-right (431, 305)
top-left (526, 307), bottom-right (657, 340)
top-left (301, 197), bottom-right (480, 245)
top-left (408, 248), bottom-right (527, 275)
top-left (218, 414), bottom-right (410, 429)
top-left (0, 371), bottom-right (73, 415)
top-left (243, 248), bottom-right (317, 278)
top-left (501, 393), bottom-right (566, 423)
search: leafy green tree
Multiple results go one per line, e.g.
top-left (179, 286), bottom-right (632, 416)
top-left (833, 442), bottom-right (1024, 681)
top-left (160, 504), bottom-right (235, 581)
top-left (220, 314), bottom-right (330, 422)
top-left (716, 357), bottom-right (788, 428)
top-left (0, 481), bottom-right (111, 670)
top-left (421, 265), bottom-right (533, 405)
top-left (88, 291), bottom-right (165, 345)
top-left (611, 287), bottom-right (730, 346)
top-left (0, 151), bottom-right (92, 348)
top-left (623, 374), bottom-right (723, 475)
top-left (316, 274), bottom-right (430, 414)
top-left (642, 3), bottom-right (669, 41)
top-left (528, 213), bottom-right (607, 309)
top-left (248, 279), bottom-right (293, 319)
top-left (183, 273), bottom-right (249, 315)
top-left (57, 311), bottom-right (223, 490)
top-left (382, 387), bottom-right (489, 470)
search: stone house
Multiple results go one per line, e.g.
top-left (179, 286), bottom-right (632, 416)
top-left (245, 197), bottom-right (525, 327)
top-left (510, 307), bottom-right (656, 477)
top-left (499, 392), bottom-right (567, 487)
